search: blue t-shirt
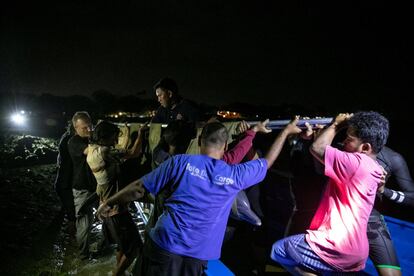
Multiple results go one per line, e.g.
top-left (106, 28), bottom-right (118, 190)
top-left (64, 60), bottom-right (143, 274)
top-left (141, 154), bottom-right (267, 260)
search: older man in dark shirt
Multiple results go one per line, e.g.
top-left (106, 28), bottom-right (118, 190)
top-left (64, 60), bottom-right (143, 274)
top-left (67, 111), bottom-right (97, 259)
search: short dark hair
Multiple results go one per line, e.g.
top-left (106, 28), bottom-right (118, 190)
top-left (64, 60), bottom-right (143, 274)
top-left (164, 120), bottom-right (192, 146)
top-left (158, 120), bottom-right (194, 154)
top-left (348, 111), bottom-right (389, 153)
top-left (153, 77), bottom-right (178, 95)
top-left (72, 111), bottom-right (91, 126)
top-left (200, 122), bottom-right (228, 148)
top-left (90, 121), bottom-right (119, 146)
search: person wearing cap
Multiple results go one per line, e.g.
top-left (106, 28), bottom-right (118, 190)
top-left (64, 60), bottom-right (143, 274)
top-left (151, 77), bottom-right (199, 124)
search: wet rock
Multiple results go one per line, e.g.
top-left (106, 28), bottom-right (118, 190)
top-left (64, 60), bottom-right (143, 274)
top-left (0, 134), bottom-right (58, 168)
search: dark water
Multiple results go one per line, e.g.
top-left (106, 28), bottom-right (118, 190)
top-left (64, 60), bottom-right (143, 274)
top-left (0, 177), bottom-right (146, 276)
top-left (0, 133), bottom-right (133, 275)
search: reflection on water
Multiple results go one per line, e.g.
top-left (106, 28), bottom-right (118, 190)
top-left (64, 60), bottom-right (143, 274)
top-left (16, 202), bottom-right (150, 276)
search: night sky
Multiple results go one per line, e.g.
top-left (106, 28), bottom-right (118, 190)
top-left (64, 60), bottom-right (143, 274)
top-left (1, 1), bottom-right (412, 114)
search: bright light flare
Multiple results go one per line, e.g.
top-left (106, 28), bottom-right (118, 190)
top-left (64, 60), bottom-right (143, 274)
top-left (10, 112), bottom-right (27, 126)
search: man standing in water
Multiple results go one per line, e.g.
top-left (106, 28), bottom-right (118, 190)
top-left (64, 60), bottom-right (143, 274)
top-left (54, 121), bottom-right (76, 233)
top-left (67, 111), bottom-right (97, 260)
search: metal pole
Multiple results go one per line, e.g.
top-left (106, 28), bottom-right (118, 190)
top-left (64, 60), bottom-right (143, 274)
top-left (247, 117), bottom-right (333, 129)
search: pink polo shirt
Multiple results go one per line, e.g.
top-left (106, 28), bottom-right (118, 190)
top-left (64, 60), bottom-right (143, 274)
top-left (306, 146), bottom-right (382, 271)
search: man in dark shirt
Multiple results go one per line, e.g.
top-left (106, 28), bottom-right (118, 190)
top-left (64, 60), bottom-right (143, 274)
top-left (54, 122), bottom-right (76, 228)
top-left (67, 111), bottom-right (97, 259)
top-left (151, 77), bottom-right (199, 124)
top-left (367, 146), bottom-right (414, 276)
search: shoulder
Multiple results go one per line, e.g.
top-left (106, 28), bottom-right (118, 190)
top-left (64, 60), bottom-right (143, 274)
top-left (179, 99), bottom-right (198, 109)
top-left (174, 154), bottom-right (218, 168)
top-left (384, 147), bottom-right (405, 163)
top-left (326, 146), bottom-right (363, 172)
top-left (154, 154), bottom-right (185, 169)
top-left (356, 152), bottom-right (382, 174)
top-left (68, 135), bottom-right (77, 143)
top-left (234, 158), bottom-right (267, 169)
top-left (152, 107), bottom-right (168, 123)
top-left (68, 135), bottom-right (82, 145)
top-left (170, 153), bottom-right (191, 164)
top-left (380, 147), bottom-right (407, 175)
top-left (96, 145), bottom-right (110, 155)
top-left (68, 136), bottom-right (88, 154)
top-left (154, 106), bottom-right (168, 116)
top-left (69, 134), bottom-right (85, 142)
top-left (61, 131), bottom-right (72, 141)
top-left (59, 133), bottom-right (72, 147)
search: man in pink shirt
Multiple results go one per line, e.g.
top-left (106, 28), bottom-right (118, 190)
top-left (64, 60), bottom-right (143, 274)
top-left (271, 111), bottom-right (389, 274)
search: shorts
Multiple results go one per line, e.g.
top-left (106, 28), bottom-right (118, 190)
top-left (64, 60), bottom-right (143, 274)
top-left (271, 234), bottom-right (338, 274)
top-left (367, 215), bottom-right (400, 270)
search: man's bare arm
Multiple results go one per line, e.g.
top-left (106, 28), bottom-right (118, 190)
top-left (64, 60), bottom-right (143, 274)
top-left (310, 113), bottom-right (352, 164)
top-left (264, 116), bottom-right (301, 169)
top-left (97, 179), bottom-right (146, 219)
top-left (108, 179), bottom-right (145, 206)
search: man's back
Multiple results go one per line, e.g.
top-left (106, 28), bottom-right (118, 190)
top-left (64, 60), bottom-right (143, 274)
top-left (142, 154), bottom-right (267, 260)
top-left (68, 135), bottom-right (96, 192)
top-left (55, 131), bottom-right (73, 188)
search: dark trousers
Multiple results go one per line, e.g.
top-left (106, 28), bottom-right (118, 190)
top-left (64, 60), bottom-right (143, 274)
top-left (73, 189), bottom-right (94, 257)
top-left (133, 237), bottom-right (207, 276)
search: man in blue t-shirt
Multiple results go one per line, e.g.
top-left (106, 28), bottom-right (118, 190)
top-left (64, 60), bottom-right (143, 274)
top-left (97, 118), bottom-right (301, 276)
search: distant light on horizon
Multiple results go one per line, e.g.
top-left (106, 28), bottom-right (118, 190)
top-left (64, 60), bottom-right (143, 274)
top-left (10, 112), bottom-right (27, 126)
